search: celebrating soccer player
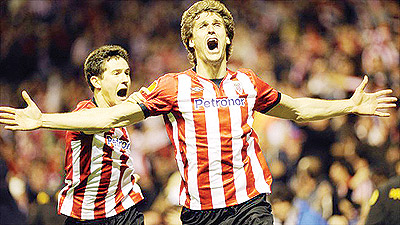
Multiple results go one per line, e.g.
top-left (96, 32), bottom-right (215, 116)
top-left (0, 1), bottom-right (397, 225)
top-left (14, 45), bottom-right (146, 225)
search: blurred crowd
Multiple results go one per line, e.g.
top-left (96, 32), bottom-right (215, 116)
top-left (0, 0), bottom-right (399, 225)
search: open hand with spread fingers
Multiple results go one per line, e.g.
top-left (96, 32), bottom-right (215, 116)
top-left (0, 91), bottom-right (43, 131)
top-left (350, 76), bottom-right (398, 117)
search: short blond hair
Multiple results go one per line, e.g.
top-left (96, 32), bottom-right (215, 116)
top-left (181, 0), bottom-right (235, 66)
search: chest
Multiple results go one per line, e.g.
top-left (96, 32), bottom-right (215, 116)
top-left (175, 77), bottom-right (256, 114)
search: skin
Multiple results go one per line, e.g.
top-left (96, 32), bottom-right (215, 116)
top-left (190, 12), bottom-right (230, 79)
top-left (92, 57), bottom-right (131, 108)
top-left (0, 7), bottom-right (397, 132)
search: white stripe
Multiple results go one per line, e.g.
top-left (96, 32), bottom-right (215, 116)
top-left (236, 72), bottom-right (269, 193)
top-left (80, 135), bottom-right (104, 219)
top-left (104, 144), bottom-right (120, 217)
top-left (198, 78), bottom-right (225, 208)
top-left (222, 77), bottom-right (249, 204)
top-left (177, 74), bottom-right (201, 210)
top-left (59, 140), bottom-right (82, 216)
top-left (167, 112), bottom-right (186, 206)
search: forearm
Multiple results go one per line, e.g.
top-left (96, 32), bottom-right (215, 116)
top-left (291, 97), bottom-right (354, 122)
top-left (267, 94), bottom-right (355, 122)
top-left (41, 102), bottom-right (145, 131)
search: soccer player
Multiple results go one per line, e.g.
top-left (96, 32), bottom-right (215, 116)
top-left (31, 45), bottom-right (146, 225)
top-left (0, 1), bottom-right (397, 224)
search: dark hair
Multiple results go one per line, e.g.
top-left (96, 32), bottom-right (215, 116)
top-left (84, 45), bottom-right (129, 91)
top-left (181, 0), bottom-right (234, 65)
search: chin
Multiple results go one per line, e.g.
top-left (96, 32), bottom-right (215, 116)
top-left (206, 56), bottom-right (224, 64)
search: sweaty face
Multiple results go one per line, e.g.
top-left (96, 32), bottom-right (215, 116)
top-left (189, 11), bottom-right (230, 64)
top-left (97, 57), bottom-right (131, 107)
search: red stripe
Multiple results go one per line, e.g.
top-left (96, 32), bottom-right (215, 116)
top-left (251, 131), bottom-right (272, 185)
top-left (191, 84), bottom-right (213, 210)
top-left (114, 153), bottom-right (129, 214)
top-left (71, 135), bottom-right (93, 218)
top-left (165, 111), bottom-right (190, 207)
top-left (218, 106), bottom-right (237, 206)
top-left (240, 102), bottom-right (257, 197)
top-left (128, 188), bottom-right (144, 204)
top-left (58, 133), bottom-right (74, 214)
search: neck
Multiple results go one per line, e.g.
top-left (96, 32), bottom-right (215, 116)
top-left (93, 91), bottom-right (110, 108)
top-left (195, 58), bottom-right (227, 79)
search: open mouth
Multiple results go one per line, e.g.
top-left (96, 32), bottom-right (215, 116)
top-left (117, 88), bottom-right (128, 98)
top-left (207, 38), bottom-right (218, 51)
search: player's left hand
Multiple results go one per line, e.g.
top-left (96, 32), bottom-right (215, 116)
top-left (350, 76), bottom-right (397, 117)
top-left (0, 91), bottom-right (43, 130)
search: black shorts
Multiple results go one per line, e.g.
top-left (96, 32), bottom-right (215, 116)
top-left (180, 194), bottom-right (273, 225)
top-left (64, 205), bottom-right (144, 225)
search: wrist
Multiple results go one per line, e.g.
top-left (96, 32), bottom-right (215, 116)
top-left (346, 99), bottom-right (356, 114)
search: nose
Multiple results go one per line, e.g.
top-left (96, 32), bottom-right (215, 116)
top-left (207, 25), bottom-right (215, 34)
top-left (122, 73), bottom-right (130, 83)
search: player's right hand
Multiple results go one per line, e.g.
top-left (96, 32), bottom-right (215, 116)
top-left (126, 87), bottom-right (150, 104)
top-left (0, 91), bottom-right (43, 130)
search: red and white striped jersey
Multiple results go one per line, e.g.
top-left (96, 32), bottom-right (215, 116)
top-left (141, 68), bottom-right (280, 210)
top-left (58, 100), bottom-right (143, 220)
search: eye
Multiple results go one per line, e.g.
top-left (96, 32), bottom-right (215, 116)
top-left (213, 22), bottom-right (222, 27)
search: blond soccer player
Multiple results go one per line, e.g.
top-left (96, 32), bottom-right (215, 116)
top-left (0, 1), bottom-right (397, 225)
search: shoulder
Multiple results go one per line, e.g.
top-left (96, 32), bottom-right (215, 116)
top-left (237, 68), bottom-right (256, 76)
top-left (151, 70), bottom-right (193, 89)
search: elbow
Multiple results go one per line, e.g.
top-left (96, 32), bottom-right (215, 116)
top-left (293, 115), bottom-right (309, 123)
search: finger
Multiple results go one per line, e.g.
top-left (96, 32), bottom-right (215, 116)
top-left (374, 89), bottom-right (393, 97)
top-left (132, 92), bottom-right (146, 102)
top-left (374, 111), bottom-right (390, 117)
top-left (139, 87), bottom-right (150, 95)
top-left (376, 103), bottom-right (397, 109)
top-left (22, 90), bottom-right (36, 107)
top-left (377, 97), bottom-right (398, 103)
top-left (130, 96), bottom-right (140, 104)
top-left (137, 93), bottom-right (146, 102)
top-left (0, 106), bottom-right (16, 114)
top-left (0, 119), bottom-right (18, 125)
top-left (0, 113), bottom-right (15, 119)
top-left (357, 75), bottom-right (368, 92)
top-left (4, 125), bottom-right (21, 130)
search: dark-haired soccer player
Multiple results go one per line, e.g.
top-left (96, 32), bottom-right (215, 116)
top-left (49, 45), bottom-right (145, 225)
top-left (0, 1), bottom-right (397, 224)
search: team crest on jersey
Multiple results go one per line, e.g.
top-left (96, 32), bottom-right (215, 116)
top-left (233, 81), bottom-right (244, 95)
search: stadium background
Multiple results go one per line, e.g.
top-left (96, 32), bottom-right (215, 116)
top-left (0, 0), bottom-right (398, 224)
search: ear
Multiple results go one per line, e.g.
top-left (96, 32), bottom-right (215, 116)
top-left (90, 76), bottom-right (101, 89)
top-left (189, 38), bottom-right (195, 48)
top-left (226, 37), bottom-right (231, 45)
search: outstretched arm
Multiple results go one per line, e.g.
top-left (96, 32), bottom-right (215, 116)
top-left (267, 76), bottom-right (397, 122)
top-left (0, 91), bottom-right (146, 131)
